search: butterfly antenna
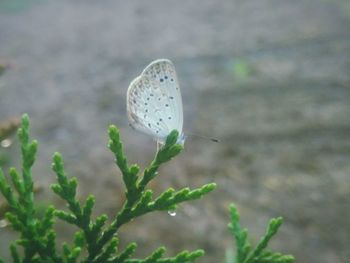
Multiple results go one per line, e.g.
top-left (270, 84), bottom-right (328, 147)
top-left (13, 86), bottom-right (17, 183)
top-left (186, 132), bottom-right (220, 143)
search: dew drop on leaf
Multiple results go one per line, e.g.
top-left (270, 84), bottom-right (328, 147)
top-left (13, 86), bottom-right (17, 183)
top-left (167, 210), bottom-right (176, 217)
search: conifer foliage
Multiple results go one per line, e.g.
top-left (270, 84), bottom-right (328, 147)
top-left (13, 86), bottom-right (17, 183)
top-left (0, 114), bottom-right (294, 263)
top-left (0, 114), bottom-right (215, 263)
top-left (226, 204), bottom-right (294, 263)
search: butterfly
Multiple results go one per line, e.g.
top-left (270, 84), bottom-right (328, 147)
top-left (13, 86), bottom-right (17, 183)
top-left (127, 59), bottom-right (185, 146)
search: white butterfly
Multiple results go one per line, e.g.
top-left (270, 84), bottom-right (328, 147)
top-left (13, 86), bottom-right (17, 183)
top-left (127, 59), bottom-right (185, 145)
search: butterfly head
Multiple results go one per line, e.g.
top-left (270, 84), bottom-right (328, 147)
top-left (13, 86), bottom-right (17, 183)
top-left (177, 133), bottom-right (186, 146)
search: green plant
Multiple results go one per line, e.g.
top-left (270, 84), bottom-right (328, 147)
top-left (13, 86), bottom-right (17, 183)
top-left (0, 114), bottom-right (295, 263)
top-left (226, 204), bottom-right (294, 263)
top-left (0, 114), bottom-right (216, 263)
top-left (232, 59), bottom-right (251, 80)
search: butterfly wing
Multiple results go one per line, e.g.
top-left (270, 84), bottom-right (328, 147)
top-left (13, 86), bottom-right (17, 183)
top-left (127, 59), bottom-right (183, 143)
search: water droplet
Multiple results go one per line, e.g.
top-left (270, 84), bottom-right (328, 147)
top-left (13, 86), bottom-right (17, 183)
top-left (1, 139), bottom-right (12, 148)
top-left (168, 210), bottom-right (176, 217)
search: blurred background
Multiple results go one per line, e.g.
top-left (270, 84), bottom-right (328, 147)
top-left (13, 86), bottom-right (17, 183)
top-left (0, 0), bottom-right (349, 262)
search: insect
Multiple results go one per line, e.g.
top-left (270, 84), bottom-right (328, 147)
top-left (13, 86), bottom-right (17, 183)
top-left (127, 59), bottom-right (185, 146)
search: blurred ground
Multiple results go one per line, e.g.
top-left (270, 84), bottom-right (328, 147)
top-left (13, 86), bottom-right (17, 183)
top-left (0, 0), bottom-right (350, 262)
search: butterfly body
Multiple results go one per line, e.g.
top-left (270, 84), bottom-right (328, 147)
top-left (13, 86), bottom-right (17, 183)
top-left (127, 59), bottom-right (185, 145)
